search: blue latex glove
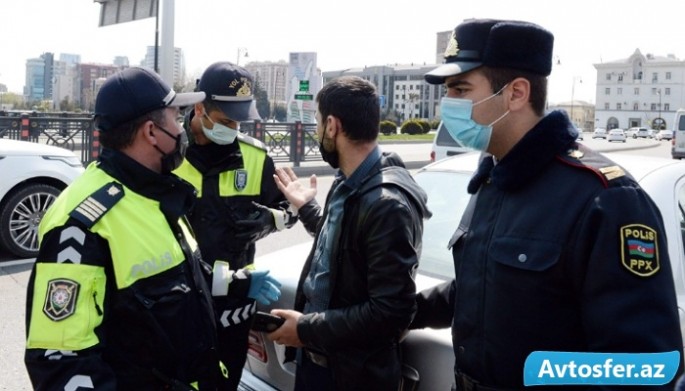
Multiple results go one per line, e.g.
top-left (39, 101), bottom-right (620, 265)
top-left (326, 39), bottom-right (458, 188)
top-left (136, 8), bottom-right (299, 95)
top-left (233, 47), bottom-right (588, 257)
top-left (247, 270), bottom-right (282, 305)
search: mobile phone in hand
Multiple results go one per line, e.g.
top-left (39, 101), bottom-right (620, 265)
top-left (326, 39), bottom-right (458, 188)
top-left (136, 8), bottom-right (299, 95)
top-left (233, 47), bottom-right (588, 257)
top-left (251, 311), bottom-right (285, 332)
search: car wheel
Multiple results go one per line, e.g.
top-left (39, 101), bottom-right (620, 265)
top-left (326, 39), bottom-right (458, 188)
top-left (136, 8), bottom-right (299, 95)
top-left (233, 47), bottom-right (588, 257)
top-left (0, 183), bottom-right (61, 258)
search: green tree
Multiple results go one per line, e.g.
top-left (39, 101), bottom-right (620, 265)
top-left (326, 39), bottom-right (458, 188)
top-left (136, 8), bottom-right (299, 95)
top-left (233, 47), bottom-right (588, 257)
top-left (273, 104), bottom-right (287, 122)
top-left (253, 79), bottom-right (271, 120)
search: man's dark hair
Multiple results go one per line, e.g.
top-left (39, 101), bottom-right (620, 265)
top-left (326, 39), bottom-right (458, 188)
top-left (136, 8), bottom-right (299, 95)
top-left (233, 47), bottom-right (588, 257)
top-left (316, 76), bottom-right (380, 142)
top-left (98, 108), bottom-right (166, 150)
top-left (480, 67), bottom-right (548, 116)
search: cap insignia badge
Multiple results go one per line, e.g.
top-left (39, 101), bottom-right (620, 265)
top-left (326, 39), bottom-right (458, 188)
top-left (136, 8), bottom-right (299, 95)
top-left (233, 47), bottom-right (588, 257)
top-left (229, 78), bottom-right (252, 97)
top-left (444, 31), bottom-right (459, 58)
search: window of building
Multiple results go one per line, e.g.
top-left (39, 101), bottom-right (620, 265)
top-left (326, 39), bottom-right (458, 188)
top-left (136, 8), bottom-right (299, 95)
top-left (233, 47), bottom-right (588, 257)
top-left (617, 103), bottom-right (622, 110)
top-left (605, 103), bottom-right (610, 110)
top-left (665, 104), bottom-right (671, 111)
top-left (652, 72), bottom-right (658, 82)
top-left (606, 73), bottom-right (612, 81)
top-left (617, 88), bottom-right (623, 95)
top-left (605, 88), bottom-right (611, 95)
top-left (618, 74), bottom-right (624, 82)
top-left (633, 103), bottom-right (639, 110)
top-left (666, 72), bottom-right (672, 80)
top-left (634, 88), bottom-right (640, 95)
top-left (666, 88), bottom-right (671, 95)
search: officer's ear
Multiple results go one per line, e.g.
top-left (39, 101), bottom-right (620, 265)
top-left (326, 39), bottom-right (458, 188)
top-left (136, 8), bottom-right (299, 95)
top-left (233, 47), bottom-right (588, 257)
top-left (193, 103), bottom-right (205, 117)
top-left (139, 120), bottom-right (157, 146)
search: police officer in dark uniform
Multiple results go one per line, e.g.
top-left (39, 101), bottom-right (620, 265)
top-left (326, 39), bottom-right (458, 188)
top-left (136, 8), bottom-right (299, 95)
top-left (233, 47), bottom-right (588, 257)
top-left (410, 19), bottom-right (683, 389)
top-left (25, 67), bottom-right (211, 390)
top-left (174, 62), bottom-right (296, 391)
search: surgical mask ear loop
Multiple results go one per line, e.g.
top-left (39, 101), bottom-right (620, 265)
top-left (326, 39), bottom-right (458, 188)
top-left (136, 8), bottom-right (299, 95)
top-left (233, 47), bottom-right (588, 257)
top-left (473, 83), bottom-right (509, 107)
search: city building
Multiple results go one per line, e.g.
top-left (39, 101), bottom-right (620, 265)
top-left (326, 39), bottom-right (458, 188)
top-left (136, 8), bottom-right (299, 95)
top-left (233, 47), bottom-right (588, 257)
top-left (594, 49), bottom-right (685, 130)
top-left (140, 46), bottom-right (186, 87)
top-left (323, 63), bottom-right (442, 123)
top-left (51, 54), bottom-right (83, 110)
top-left (435, 30), bottom-right (451, 65)
top-left (244, 60), bottom-right (289, 119)
top-left (79, 63), bottom-right (121, 111)
top-left (548, 100), bottom-right (596, 132)
top-left (24, 53), bottom-right (54, 104)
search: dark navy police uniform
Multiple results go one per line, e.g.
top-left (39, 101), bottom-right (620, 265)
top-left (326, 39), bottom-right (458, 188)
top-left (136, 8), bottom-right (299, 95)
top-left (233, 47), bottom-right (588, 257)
top-left (412, 110), bottom-right (683, 389)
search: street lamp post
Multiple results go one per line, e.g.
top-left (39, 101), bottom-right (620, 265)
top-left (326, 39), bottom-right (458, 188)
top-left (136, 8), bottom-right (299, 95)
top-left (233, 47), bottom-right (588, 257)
top-left (236, 47), bottom-right (248, 66)
top-left (570, 76), bottom-right (582, 128)
top-left (657, 89), bottom-right (662, 130)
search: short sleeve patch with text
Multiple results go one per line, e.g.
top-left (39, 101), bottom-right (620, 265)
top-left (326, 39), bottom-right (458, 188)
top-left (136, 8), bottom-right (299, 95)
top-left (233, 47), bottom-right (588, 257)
top-left (620, 224), bottom-right (659, 277)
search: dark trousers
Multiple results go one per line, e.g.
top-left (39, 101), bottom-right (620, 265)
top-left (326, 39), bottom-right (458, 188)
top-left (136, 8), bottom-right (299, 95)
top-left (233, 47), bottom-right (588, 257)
top-left (217, 312), bottom-right (252, 391)
top-left (294, 349), bottom-right (335, 391)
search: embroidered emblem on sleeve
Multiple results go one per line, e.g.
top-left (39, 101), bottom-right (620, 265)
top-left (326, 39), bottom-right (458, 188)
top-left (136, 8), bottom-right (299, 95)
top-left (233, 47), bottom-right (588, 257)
top-left (620, 224), bottom-right (659, 277)
top-left (43, 278), bottom-right (80, 321)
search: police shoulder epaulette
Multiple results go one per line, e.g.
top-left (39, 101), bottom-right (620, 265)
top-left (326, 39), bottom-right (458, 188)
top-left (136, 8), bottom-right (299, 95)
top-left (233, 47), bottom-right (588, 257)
top-left (557, 148), bottom-right (626, 187)
top-left (238, 133), bottom-right (267, 151)
top-left (69, 182), bottom-right (125, 229)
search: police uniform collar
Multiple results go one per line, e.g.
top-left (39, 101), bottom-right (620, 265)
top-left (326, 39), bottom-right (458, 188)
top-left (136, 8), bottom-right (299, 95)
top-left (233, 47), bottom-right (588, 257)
top-left (97, 148), bottom-right (196, 218)
top-left (467, 110), bottom-right (576, 193)
top-left (186, 140), bottom-right (242, 174)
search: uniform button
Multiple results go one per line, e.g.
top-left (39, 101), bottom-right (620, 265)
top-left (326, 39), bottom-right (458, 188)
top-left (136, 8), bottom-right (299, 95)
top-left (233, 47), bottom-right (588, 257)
top-left (518, 254), bottom-right (527, 262)
top-left (458, 346), bottom-right (465, 354)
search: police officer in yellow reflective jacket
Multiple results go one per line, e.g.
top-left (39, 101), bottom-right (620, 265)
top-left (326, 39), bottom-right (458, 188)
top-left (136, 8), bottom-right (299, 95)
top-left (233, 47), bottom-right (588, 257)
top-left (174, 62), bottom-right (296, 391)
top-left (24, 67), bottom-right (281, 391)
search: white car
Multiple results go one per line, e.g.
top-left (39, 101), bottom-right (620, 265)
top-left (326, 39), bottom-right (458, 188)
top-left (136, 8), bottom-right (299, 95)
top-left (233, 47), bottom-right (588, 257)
top-left (242, 151), bottom-right (685, 391)
top-left (0, 139), bottom-right (84, 258)
top-left (430, 121), bottom-right (472, 162)
top-left (607, 128), bottom-right (627, 143)
top-left (656, 129), bottom-right (674, 141)
top-left (592, 128), bottom-right (607, 139)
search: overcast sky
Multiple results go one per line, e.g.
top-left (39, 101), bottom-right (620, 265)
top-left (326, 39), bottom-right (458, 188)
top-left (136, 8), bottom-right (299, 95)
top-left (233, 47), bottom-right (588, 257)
top-left (1, 0), bottom-right (682, 104)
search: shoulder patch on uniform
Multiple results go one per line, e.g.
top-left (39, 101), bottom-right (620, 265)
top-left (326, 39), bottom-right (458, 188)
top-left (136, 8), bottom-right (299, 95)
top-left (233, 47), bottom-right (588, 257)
top-left (69, 182), bottom-right (125, 228)
top-left (599, 165), bottom-right (626, 181)
top-left (238, 133), bottom-right (267, 151)
top-left (620, 224), bottom-right (660, 277)
top-left (43, 278), bottom-right (79, 321)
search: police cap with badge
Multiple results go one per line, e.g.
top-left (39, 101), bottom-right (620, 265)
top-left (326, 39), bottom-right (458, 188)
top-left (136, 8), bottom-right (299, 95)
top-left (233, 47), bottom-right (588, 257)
top-left (425, 18), bottom-right (554, 85)
top-left (197, 62), bottom-right (261, 122)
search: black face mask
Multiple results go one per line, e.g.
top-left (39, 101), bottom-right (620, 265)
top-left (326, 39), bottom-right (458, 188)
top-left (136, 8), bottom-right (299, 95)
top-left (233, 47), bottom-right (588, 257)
top-left (319, 125), bottom-right (340, 169)
top-left (153, 123), bottom-right (188, 174)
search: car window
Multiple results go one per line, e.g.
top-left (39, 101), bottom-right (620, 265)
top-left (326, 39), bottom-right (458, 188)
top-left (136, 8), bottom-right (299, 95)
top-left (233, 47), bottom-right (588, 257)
top-left (677, 184), bottom-right (685, 258)
top-left (414, 170), bottom-right (472, 279)
top-left (435, 123), bottom-right (463, 147)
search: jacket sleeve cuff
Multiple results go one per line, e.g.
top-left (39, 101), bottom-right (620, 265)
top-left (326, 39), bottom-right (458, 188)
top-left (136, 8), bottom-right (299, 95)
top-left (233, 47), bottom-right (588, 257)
top-left (211, 261), bottom-right (232, 297)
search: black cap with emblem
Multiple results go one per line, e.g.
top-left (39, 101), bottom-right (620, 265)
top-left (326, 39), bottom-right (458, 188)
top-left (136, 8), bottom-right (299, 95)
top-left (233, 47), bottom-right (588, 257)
top-left (425, 19), bottom-right (555, 85)
top-left (197, 62), bottom-right (261, 122)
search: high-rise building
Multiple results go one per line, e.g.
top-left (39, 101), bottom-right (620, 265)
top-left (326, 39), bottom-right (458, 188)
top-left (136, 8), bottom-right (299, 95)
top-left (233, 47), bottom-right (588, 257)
top-left (435, 30), bottom-right (451, 64)
top-left (52, 60), bottom-right (80, 110)
top-left (113, 56), bottom-right (130, 68)
top-left (244, 61), bottom-right (289, 118)
top-left (140, 46), bottom-right (185, 87)
top-left (24, 52), bottom-right (54, 103)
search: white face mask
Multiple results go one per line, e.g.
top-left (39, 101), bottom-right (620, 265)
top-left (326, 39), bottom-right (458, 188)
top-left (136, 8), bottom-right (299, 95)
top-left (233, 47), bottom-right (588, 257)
top-left (201, 111), bottom-right (239, 145)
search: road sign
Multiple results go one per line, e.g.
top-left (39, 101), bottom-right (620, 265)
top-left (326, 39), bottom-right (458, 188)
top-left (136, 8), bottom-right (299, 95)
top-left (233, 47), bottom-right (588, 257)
top-left (299, 80), bottom-right (310, 92)
top-left (295, 94), bottom-right (313, 101)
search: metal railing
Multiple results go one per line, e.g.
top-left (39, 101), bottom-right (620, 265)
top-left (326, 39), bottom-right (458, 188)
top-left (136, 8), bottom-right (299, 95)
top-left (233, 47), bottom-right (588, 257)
top-left (0, 111), bottom-right (320, 167)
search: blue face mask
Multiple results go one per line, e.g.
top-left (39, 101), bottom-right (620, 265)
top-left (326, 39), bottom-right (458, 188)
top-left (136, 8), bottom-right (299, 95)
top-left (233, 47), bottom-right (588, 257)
top-left (201, 111), bottom-right (239, 145)
top-left (440, 85), bottom-right (509, 151)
